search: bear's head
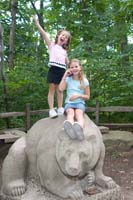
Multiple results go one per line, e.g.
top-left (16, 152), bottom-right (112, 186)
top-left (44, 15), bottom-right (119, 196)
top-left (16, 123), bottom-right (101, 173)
top-left (56, 133), bottom-right (93, 178)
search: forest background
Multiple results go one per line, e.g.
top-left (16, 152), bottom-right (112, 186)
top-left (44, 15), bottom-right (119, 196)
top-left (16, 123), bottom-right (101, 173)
top-left (0, 0), bottom-right (133, 129)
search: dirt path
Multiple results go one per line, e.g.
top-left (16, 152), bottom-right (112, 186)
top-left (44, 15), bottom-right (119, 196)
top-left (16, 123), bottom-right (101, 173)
top-left (104, 141), bottom-right (133, 200)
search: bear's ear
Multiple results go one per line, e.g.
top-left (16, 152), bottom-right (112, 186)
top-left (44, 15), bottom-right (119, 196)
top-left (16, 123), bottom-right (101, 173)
top-left (58, 131), bottom-right (69, 142)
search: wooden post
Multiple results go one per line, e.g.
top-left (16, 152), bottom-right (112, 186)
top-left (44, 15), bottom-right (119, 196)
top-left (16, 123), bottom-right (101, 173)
top-left (95, 99), bottom-right (99, 125)
top-left (25, 103), bottom-right (31, 132)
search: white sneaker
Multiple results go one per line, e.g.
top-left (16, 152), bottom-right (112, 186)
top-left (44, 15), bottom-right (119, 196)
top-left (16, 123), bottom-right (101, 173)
top-left (57, 107), bottom-right (64, 115)
top-left (49, 109), bottom-right (58, 118)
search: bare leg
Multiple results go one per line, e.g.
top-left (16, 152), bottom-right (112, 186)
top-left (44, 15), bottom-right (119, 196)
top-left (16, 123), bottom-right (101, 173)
top-left (74, 109), bottom-right (84, 128)
top-left (56, 85), bottom-right (63, 108)
top-left (48, 83), bottom-right (56, 109)
top-left (66, 108), bottom-right (75, 124)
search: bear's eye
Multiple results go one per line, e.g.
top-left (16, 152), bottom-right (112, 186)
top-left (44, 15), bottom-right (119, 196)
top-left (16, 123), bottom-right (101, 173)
top-left (80, 152), bottom-right (87, 159)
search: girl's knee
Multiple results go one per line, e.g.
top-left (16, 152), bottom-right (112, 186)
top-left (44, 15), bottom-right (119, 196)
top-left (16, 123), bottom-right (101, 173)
top-left (66, 109), bottom-right (74, 116)
top-left (75, 109), bottom-right (83, 116)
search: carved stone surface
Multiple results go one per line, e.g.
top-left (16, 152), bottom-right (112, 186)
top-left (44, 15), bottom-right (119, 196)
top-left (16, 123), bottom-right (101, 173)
top-left (0, 115), bottom-right (121, 200)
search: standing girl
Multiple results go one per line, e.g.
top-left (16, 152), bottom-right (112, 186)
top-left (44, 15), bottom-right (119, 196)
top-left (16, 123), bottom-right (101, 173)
top-left (59, 59), bottom-right (90, 140)
top-left (33, 16), bottom-right (71, 118)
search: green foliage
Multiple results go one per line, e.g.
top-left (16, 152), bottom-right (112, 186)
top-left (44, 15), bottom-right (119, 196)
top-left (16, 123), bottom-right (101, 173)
top-left (6, 60), bottom-right (49, 111)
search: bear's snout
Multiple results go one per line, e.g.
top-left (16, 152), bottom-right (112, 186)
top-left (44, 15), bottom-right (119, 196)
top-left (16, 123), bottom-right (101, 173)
top-left (66, 152), bottom-right (80, 176)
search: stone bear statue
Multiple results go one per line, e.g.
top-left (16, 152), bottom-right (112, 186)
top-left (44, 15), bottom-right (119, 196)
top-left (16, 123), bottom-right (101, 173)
top-left (1, 114), bottom-right (117, 199)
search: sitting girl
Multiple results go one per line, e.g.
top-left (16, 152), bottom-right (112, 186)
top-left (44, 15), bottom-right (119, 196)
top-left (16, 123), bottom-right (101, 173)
top-left (59, 59), bottom-right (90, 140)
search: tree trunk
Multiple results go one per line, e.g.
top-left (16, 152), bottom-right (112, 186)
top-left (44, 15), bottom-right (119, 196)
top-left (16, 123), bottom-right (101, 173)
top-left (0, 24), bottom-right (10, 127)
top-left (9, 0), bottom-right (17, 70)
top-left (113, 1), bottom-right (129, 67)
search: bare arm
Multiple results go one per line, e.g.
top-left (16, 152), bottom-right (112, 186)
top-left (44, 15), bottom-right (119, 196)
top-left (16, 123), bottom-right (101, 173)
top-left (79, 86), bottom-right (90, 101)
top-left (59, 74), bottom-right (67, 92)
top-left (33, 16), bottom-right (51, 47)
top-left (59, 69), bottom-right (72, 91)
top-left (65, 56), bottom-right (69, 66)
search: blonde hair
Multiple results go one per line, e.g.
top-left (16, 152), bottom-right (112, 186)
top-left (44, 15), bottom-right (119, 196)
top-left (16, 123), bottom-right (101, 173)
top-left (55, 29), bottom-right (71, 50)
top-left (68, 59), bottom-right (86, 89)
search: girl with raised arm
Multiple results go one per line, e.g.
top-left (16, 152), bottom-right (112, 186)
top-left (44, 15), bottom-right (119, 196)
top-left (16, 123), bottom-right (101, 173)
top-left (33, 16), bottom-right (71, 118)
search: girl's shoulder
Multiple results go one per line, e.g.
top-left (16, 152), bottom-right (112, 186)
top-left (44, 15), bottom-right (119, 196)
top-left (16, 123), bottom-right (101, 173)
top-left (83, 77), bottom-right (89, 85)
top-left (49, 42), bottom-right (55, 48)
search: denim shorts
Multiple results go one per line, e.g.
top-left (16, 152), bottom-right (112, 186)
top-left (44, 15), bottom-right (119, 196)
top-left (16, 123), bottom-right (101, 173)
top-left (64, 102), bottom-right (86, 112)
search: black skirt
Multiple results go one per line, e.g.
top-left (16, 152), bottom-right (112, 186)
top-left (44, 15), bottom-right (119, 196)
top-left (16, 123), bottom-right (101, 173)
top-left (47, 66), bottom-right (65, 84)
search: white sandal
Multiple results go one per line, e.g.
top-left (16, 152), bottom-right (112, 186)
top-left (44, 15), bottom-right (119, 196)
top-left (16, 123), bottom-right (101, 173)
top-left (63, 120), bottom-right (76, 139)
top-left (73, 122), bottom-right (84, 141)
